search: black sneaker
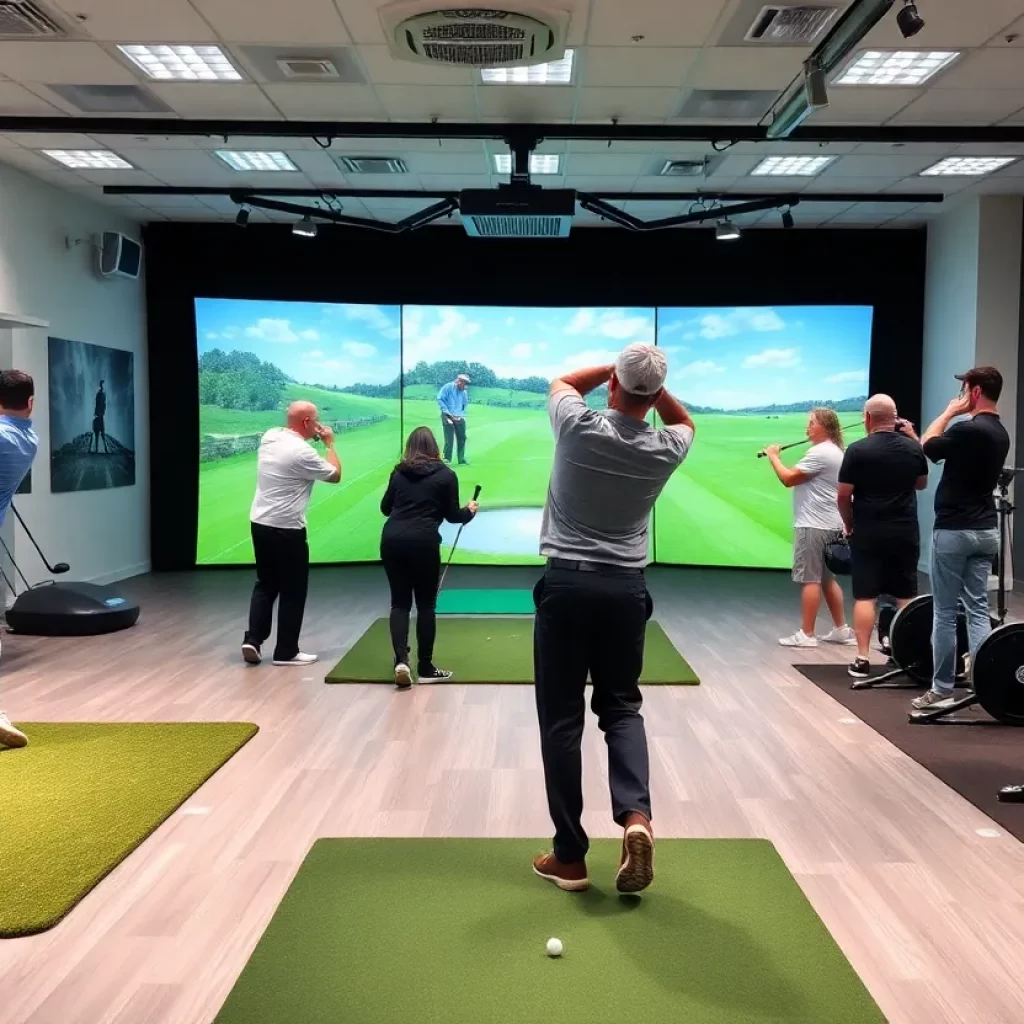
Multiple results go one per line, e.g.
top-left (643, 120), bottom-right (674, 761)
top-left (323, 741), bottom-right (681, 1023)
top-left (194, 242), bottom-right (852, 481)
top-left (880, 636), bottom-right (892, 656)
top-left (241, 643), bottom-right (262, 665)
top-left (848, 657), bottom-right (871, 680)
top-left (418, 666), bottom-right (454, 683)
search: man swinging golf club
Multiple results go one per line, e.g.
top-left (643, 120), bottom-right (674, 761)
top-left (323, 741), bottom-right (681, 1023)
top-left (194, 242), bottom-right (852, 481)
top-left (437, 373), bottom-right (470, 465)
top-left (531, 343), bottom-right (695, 895)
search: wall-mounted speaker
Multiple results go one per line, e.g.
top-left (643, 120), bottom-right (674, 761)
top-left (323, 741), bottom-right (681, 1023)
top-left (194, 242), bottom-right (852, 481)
top-left (98, 231), bottom-right (142, 280)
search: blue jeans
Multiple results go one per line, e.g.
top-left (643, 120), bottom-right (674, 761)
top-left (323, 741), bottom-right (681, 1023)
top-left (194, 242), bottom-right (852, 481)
top-left (930, 528), bottom-right (998, 695)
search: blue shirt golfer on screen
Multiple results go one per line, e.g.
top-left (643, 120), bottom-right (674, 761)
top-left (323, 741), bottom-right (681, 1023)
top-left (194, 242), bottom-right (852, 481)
top-left (437, 373), bottom-right (470, 465)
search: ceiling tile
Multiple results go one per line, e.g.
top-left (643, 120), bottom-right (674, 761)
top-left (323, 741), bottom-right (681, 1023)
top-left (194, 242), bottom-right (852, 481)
top-left (356, 45), bottom-right (474, 86)
top-left (687, 47), bottom-right (811, 91)
top-left (581, 46), bottom-right (698, 88)
top-left (858, 0), bottom-right (1024, 48)
top-left (565, 152), bottom-right (650, 176)
top-left (114, 148), bottom-right (232, 174)
top-left (287, 149), bottom-right (346, 179)
top-left (936, 49), bottom-right (1024, 90)
top-left (190, 0), bottom-right (351, 45)
top-left (565, 175), bottom-right (638, 191)
top-left (0, 82), bottom-right (65, 114)
top-left (0, 41), bottom-right (137, 84)
top-left (262, 83), bottom-right (385, 118)
top-left (74, 168), bottom-right (165, 185)
top-left (406, 151), bottom-right (489, 174)
top-left (990, 15), bottom-right (1024, 45)
top-left (575, 86), bottom-right (679, 121)
top-left (825, 154), bottom-right (937, 177)
top-left (810, 87), bottom-right (921, 123)
top-left (2, 131), bottom-right (98, 148)
top-left (0, 148), bottom-right (61, 172)
top-left (148, 83), bottom-right (281, 118)
top-left (49, 0), bottom-right (216, 41)
top-left (92, 133), bottom-right (198, 148)
top-left (375, 84), bottom-right (477, 119)
top-left (419, 174), bottom-right (491, 190)
top-left (476, 86), bottom-right (576, 120)
top-left (587, 0), bottom-right (729, 47)
top-left (890, 89), bottom-right (1024, 124)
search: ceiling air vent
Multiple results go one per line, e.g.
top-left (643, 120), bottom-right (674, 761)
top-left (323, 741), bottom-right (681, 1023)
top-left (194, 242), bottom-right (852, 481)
top-left (380, 2), bottom-right (569, 67)
top-left (677, 89), bottom-right (779, 120)
top-left (48, 84), bottom-right (172, 113)
top-left (277, 57), bottom-right (340, 79)
top-left (744, 5), bottom-right (838, 44)
top-left (660, 159), bottom-right (708, 178)
top-left (0, 0), bottom-right (63, 37)
top-left (338, 156), bottom-right (408, 175)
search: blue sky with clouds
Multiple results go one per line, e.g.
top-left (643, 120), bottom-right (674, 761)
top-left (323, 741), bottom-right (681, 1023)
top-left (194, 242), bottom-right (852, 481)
top-left (658, 305), bottom-right (873, 410)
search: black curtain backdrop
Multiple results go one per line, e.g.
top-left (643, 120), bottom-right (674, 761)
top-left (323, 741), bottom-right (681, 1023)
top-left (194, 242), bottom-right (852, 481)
top-left (145, 222), bottom-right (926, 571)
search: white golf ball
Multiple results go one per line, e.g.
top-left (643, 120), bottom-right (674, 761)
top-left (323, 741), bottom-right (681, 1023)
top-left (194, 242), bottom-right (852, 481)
top-left (546, 937), bottom-right (563, 958)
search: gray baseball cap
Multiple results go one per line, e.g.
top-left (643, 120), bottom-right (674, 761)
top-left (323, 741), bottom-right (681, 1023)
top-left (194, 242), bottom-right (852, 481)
top-left (615, 343), bottom-right (667, 396)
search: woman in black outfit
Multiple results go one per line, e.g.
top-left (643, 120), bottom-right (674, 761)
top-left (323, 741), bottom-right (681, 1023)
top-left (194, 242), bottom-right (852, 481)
top-left (380, 426), bottom-right (478, 689)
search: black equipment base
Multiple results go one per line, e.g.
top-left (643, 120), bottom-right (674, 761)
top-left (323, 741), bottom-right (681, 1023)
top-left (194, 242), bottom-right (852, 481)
top-left (7, 582), bottom-right (140, 636)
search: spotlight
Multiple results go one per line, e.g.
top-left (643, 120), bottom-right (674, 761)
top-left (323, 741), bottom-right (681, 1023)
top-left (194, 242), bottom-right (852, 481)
top-left (896, 1), bottom-right (925, 38)
top-left (235, 206), bottom-right (250, 227)
top-left (781, 209), bottom-right (795, 229)
top-left (292, 215), bottom-right (317, 238)
top-left (715, 218), bottom-right (741, 241)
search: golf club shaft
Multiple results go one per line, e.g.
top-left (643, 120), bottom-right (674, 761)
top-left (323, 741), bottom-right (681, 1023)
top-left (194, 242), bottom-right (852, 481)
top-left (10, 504), bottom-right (64, 573)
top-left (0, 533), bottom-right (31, 591)
top-left (755, 420), bottom-right (862, 458)
top-left (437, 485), bottom-right (481, 595)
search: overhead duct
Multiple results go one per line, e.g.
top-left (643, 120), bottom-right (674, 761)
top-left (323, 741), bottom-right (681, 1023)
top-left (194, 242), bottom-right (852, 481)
top-left (460, 186), bottom-right (575, 237)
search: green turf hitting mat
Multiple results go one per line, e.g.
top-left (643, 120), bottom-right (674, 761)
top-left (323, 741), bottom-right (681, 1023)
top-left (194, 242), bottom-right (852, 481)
top-left (0, 722), bottom-right (257, 937)
top-left (213, 838), bottom-right (884, 1024)
top-left (325, 617), bottom-right (699, 684)
top-left (435, 588), bottom-right (535, 615)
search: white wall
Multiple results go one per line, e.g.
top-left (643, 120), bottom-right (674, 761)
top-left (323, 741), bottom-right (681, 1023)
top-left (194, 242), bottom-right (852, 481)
top-left (0, 162), bottom-right (148, 585)
top-left (919, 195), bottom-right (1023, 569)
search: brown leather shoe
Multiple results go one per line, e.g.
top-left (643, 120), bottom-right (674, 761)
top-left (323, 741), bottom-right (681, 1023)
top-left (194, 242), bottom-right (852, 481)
top-left (532, 852), bottom-right (589, 892)
top-left (615, 812), bottom-right (654, 894)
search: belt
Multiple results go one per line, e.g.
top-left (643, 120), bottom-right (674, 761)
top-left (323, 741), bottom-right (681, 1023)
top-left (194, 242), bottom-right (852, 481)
top-left (547, 558), bottom-right (644, 576)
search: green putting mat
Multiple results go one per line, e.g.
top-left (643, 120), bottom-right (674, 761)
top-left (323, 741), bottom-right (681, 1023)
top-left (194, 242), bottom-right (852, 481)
top-left (436, 588), bottom-right (535, 615)
top-left (0, 722), bottom-right (258, 937)
top-left (214, 838), bottom-right (884, 1024)
top-left (325, 617), bottom-right (698, 685)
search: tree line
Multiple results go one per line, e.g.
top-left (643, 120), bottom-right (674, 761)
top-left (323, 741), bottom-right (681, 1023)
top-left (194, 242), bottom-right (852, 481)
top-left (199, 349), bottom-right (291, 411)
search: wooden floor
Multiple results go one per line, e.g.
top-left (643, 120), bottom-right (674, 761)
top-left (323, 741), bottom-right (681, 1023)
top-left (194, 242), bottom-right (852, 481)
top-left (2, 566), bottom-right (1024, 1024)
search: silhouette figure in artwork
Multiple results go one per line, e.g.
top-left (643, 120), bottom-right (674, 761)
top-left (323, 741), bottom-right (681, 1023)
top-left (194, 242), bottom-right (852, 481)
top-left (90, 380), bottom-right (109, 454)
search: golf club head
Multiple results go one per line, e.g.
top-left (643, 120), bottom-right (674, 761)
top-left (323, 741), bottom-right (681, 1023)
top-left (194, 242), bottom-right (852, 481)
top-left (52, 562), bottom-right (71, 574)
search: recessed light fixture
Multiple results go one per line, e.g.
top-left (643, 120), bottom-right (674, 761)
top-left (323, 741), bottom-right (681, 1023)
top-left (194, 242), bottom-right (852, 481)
top-left (42, 149), bottom-right (133, 170)
top-left (481, 48), bottom-right (574, 85)
top-left (835, 49), bottom-right (958, 86)
top-left (118, 44), bottom-right (242, 81)
top-left (751, 155), bottom-right (835, 177)
top-left (493, 153), bottom-right (561, 175)
top-left (215, 151), bottom-right (298, 172)
top-left (920, 157), bottom-right (1017, 177)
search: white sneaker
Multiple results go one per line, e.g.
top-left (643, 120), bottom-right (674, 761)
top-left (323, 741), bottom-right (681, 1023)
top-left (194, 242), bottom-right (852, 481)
top-left (821, 625), bottom-right (856, 646)
top-left (394, 663), bottom-right (412, 689)
top-left (272, 652), bottom-right (318, 666)
top-left (778, 630), bottom-right (818, 648)
top-left (0, 710), bottom-right (28, 749)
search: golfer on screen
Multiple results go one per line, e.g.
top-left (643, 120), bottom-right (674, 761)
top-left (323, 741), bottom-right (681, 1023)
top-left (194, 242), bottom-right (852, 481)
top-left (531, 343), bottom-right (695, 895)
top-left (437, 373), bottom-right (470, 465)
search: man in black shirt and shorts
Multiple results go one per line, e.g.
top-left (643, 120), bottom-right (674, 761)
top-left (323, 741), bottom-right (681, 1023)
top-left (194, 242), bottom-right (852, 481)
top-left (907, 366), bottom-right (1009, 709)
top-left (838, 394), bottom-right (928, 679)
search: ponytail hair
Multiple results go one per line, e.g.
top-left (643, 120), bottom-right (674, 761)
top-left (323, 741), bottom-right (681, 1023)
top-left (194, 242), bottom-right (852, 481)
top-left (812, 407), bottom-right (845, 450)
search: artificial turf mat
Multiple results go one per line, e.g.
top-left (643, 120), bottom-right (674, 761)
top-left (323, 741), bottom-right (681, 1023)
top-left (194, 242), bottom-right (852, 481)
top-left (436, 588), bottom-right (535, 615)
top-left (0, 721), bottom-right (258, 937)
top-left (214, 838), bottom-right (884, 1024)
top-left (325, 617), bottom-right (699, 685)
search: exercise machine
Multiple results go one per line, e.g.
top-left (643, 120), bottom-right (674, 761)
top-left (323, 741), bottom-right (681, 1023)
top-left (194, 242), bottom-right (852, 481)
top-left (909, 469), bottom-right (1023, 726)
top-left (3, 505), bottom-right (140, 636)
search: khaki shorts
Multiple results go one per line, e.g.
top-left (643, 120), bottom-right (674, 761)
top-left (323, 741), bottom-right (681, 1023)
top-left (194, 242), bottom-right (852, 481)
top-left (793, 527), bottom-right (842, 584)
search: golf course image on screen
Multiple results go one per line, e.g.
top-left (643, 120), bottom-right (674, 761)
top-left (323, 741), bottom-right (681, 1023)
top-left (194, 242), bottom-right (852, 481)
top-left (195, 299), bottom-right (872, 568)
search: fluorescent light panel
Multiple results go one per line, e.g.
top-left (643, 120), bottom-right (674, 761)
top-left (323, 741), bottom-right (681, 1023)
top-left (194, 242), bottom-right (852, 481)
top-left (835, 50), bottom-right (958, 86)
top-left (920, 157), bottom-right (1017, 177)
top-left (119, 44), bottom-right (242, 81)
top-left (42, 149), bottom-right (133, 169)
top-left (215, 150), bottom-right (298, 172)
top-left (481, 49), bottom-right (574, 84)
top-left (751, 155), bottom-right (834, 177)
top-left (493, 153), bottom-right (561, 174)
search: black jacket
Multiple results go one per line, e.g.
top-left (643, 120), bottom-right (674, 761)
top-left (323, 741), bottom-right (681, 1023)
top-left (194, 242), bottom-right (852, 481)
top-left (380, 461), bottom-right (474, 543)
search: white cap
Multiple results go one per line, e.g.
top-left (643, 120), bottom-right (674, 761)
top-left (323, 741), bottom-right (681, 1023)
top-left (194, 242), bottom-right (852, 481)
top-left (456, 373), bottom-right (471, 383)
top-left (614, 343), bottom-right (667, 397)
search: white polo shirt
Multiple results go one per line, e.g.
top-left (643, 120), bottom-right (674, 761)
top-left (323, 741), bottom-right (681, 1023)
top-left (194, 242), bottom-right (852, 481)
top-left (250, 427), bottom-right (337, 530)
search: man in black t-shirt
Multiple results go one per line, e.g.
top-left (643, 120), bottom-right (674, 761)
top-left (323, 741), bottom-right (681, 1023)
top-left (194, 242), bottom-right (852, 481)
top-left (907, 366), bottom-right (1009, 710)
top-left (838, 394), bottom-right (928, 679)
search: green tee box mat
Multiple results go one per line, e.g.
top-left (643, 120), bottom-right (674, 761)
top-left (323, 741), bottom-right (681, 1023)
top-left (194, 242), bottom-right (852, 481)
top-left (214, 838), bottom-right (885, 1024)
top-left (435, 588), bottom-right (535, 615)
top-left (325, 617), bottom-right (699, 684)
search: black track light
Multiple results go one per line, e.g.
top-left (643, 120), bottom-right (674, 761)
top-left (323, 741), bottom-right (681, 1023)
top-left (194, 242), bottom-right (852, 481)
top-left (896, 1), bottom-right (925, 38)
top-left (781, 209), bottom-right (795, 229)
top-left (235, 206), bottom-right (250, 227)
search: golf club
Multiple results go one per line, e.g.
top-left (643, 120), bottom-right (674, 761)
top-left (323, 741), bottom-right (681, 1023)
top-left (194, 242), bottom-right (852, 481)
top-left (438, 484), bottom-right (481, 596)
top-left (755, 420), bottom-right (864, 458)
top-left (11, 504), bottom-right (70, 574)
top-left (0, 534), bottom-right (32, 591)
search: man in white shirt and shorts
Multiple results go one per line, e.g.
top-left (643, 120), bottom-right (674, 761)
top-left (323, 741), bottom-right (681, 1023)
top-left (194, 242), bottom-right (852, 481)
top-left (241, 401), bottom-right (341, 667)
top-left (762, 407), bottom-right (854, 648)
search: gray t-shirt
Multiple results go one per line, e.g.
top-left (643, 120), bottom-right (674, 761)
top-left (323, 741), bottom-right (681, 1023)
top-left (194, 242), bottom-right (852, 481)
top-left (792, 440), bottom-right (844, 531)
top-left (539, 390), bottom-right (693, 568)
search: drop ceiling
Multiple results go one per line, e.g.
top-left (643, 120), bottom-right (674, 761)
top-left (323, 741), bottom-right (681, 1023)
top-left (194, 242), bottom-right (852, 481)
top-left (0, 0), bottom-right (1021, 228)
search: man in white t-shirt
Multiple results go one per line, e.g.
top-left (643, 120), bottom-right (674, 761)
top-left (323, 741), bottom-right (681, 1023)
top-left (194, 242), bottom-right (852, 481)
top-left (761, 407), bottom-right (854, 648)
top-left (241, 400), bottom-right (341, 667)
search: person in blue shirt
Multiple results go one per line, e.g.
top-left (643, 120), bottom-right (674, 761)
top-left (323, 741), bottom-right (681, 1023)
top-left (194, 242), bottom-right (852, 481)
top-left (437, 373), bottom-right (470, 465)
top-left (0, 369), bottom-right (39, 750)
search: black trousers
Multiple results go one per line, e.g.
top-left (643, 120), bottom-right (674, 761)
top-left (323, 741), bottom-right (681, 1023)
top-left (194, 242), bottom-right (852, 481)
top-left (441, 416), bottom-right (467, 463)
top-left (533, 563), bottom-right (653, 864)
top-left (381, 535), bottom-right (441, 670)
top-left (244, 522), bottom-right (309, 661)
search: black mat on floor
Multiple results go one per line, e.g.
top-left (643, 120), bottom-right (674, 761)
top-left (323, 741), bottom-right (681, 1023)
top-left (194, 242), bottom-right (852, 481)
top-left (794, 664), bottom-right (1024, 843)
